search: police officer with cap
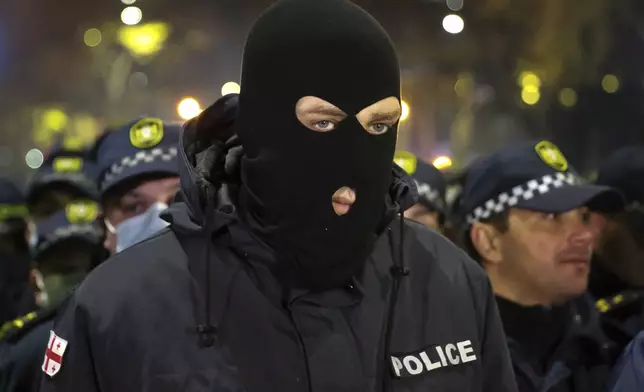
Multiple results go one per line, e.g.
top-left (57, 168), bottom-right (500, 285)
top-left (461, 140), bottom-right (624, 392)
top-left (394, 151), bottom-right (448, 231)
top-left (26, 142), bottom-right (99, 222)
top-left (93, 118), bottom-right (180, 254)
top-left (0, 200), bottom-right (106, 392)
top-left (0, 179), bottom-right (36, 328)
top-left (591, 146), bottom-right (644, 344)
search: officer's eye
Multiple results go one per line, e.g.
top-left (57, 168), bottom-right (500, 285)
top-left (313, 120), bottom-right (337, 132)
top-left (540, 212), bottom-right (560, 221)
top-left (366, 123), bottom-right (391, 135)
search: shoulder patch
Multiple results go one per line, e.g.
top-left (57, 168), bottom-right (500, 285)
top-left (129, 118), bottom-right (164, 149)
top-left (535, 140), bottom-right (568, 172)
top-left (596, 291), bottom-right (643, 313)
top-left (394, 150), bottom-right (417, 175)
top-left (42, 331), bottom-right (68, 377)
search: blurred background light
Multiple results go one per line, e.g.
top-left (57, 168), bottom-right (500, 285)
top-left (25, 149), bottom-right (44, 169)
top-left (521, 85), bottom-right (540, 105)
top-left (221, 81), bottom-right (241, 96)
top-left (400, 100), bottom-right (410, 122)
top-left (433, 155), bottom-right (453, 170)
top-left (177, 97), bottom-right (202, 120)
top-left (121, 6), bottom-right (143, 26)
top-left (558, 88), bottom-right (578, 107)
top-left (83, 28), bottom-right (102, 48)
top-left (519, 71), bottom-right (541, 88)
top-left (121, 0), bottom-right (136, 4)
top-left (117, 23), bottom-right (169, 57)
top-left (446, 0), bottom-right (464, 12)
top-left (442, 14), bottom-right (464, 34)
top-left (602, 74), bottom-right (620, 93)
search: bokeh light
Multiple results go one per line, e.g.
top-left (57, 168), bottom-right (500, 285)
top-left (446, 0), bottom-right (464, 12)
top-left (121, 0), bottom-right (136, 4)
top-left (442, 14), bottom-right (464, 34)
top-left (602, 74), bottom-right (620, 93)
top-left (177, 97), bottom-right (202, 120)
top-left (25, 149), bottom-right (44, 169)
top-left (83, 28), bottom-right (102, 48)
top-left (519, 71), bottom-right (541, 88)
top-left (121, 6), bottom-right (143, 26)
top-left (433, 156), bottom-right (453, 170)
top-left (221, 81), bottom-right (241, 96)
top-left (400, 100), bottom-right (410, 122)
top-left (558, 88), bottom-right (578, 107)
top-left (521, 85), bottom-right (540, 105)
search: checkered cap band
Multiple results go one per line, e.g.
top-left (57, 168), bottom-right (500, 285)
top-left (415, 180), bottom-right (445, 211)
top-left (101, 147), bottom-right (178, 189)
top-left (466, 172), bottom-right (582, 223)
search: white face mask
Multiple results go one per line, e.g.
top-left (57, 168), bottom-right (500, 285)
top-left (108, 202), bottom-right (169, 253)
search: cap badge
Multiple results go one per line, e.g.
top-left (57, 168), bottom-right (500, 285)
top-left (65, 200), bottom-right (99, 224)
top-left (53, 157), bottom-right (83, 173)
top-left (129, 118), bottom-right (164, 149)
top-left (394, 150), bottom-right (418, 175)
top-left (535, 141), bottom-right (568, 172)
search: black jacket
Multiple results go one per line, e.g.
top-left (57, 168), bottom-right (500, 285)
top-left (0, 307), bottom-right (57, 392)
top-left (498, 295), bottom-right (619, 392)
top-left (39, 98), bottom-right (517, 392)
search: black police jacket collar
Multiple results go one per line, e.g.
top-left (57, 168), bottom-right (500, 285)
top-left (164, 94), bottom-right (418, 345)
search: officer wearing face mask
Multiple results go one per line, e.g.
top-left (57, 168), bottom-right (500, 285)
top-left (40, 1), bottom-right (517, 391)
top-left (0, 201), bottom-right (106, 392)
top-left (91, 118), bottom-right (180, 254)
top-left (394, 151), bottom-right (448, 232)
top-left (461, 140), bottom-right (624, 392)
top-left (0, 179), bottom-right (36, 329)
top-left (589, 147), bottom-right (644, 346)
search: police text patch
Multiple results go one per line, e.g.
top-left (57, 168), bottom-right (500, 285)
top-left (390, 340), bottom-right (477, 378)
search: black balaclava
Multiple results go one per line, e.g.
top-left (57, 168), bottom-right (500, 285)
top-left (236, 0), bottom-right (401, 291)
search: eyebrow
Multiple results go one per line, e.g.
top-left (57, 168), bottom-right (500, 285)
top-left (305, 105), bottom-right (347, 117)
top-left (366, 110), bottom-right (402, 122)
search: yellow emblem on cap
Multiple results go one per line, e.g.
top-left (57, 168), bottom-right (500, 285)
top-left (393, 151), bottom-right (418, 175)
top-left (129, 118), bottom-right (164, 149)
top-left (53, 157), bottom-right (83, 173)
top-left (0, 204), bottom-right (28, 221)
top-left (65, 200), bottom-right (99, 224)
top-left (535, 141), bottom-right (568, 172)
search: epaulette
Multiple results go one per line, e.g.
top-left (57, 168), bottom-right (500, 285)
top-left (596, 291), bottom-right (644, 314)
top-left (0, 307), bottom-right (58, 344)
top-left (0, 311), bottom-right (39, 342)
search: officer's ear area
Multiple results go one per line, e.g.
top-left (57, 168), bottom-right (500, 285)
top-left (469, 215), bottom-right (508, 267)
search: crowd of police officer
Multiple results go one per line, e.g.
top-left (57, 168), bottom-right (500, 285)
top-left (0, 115), bottom-right (642, 391)
top-left (0, 118), bottom-right (182, 390)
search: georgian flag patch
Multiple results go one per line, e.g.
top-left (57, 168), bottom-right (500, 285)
top-left (42, 331), bottom-right (68, 377)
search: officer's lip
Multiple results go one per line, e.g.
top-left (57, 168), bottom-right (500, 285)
top-left (559, 256), bottom-right (590, 266)
top-left (332, 187), bottom-right (356, 216)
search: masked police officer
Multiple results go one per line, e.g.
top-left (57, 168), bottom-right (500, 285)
top-left (461, 140), bottom-right (624, 392)
top-left (0, 200), bottom-right (106, 392)
top-left (92, 118), bottom-right (180, 254)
